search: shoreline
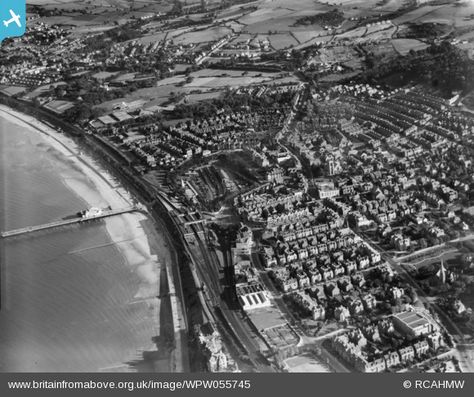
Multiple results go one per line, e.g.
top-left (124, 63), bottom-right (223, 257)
top-left (0, 104), bottom-right (132, 210)
top-left (0, 104), bottom-right (172, 371)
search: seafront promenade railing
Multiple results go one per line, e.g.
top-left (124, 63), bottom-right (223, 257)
top-left (1, 206), bottom-right (138, 238)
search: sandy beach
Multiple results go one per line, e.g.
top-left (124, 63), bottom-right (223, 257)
top-left (0, 104), bottom-right (175, 371)
top-left (0, 104), bottom-right (130, 210)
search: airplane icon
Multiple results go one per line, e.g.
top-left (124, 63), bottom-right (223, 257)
top-left (3, 9), bottom-right (21, 28)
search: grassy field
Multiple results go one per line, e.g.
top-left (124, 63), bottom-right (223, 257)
top-left (361, 25), bottom-right (397, 42)
top-left (27, 0), bottom-right (474, 115)
top-left (173, 26), bottom-right (233, 45)
top-left (268, 33), bottom-right (300, 49)
top-left (189, 69), bottom-right (278, 78)
top-left (392, 2), bottom-right (474, 27)
top-left (236, 0), bottom-right (332, 34)
top-left (28, 0), bottom-right (474, 50)
top-left (28, 0), bottom-right (172, 10)
top-left (284, 354), bottom-right (331, 373)
top-left (156, 76), bottom-right (186, 87)
top-left (94, 68), bottom-right (297, 112)
top-left (44, 100), bottom-right (75, 114)
top-left (314, 46), bottom-right (360, 65)
top-left (364, 41), bottom-right (399, 58)
top-left (29, 0), bottom-right (173, 30)
top-left (321, 0), bottom-right (406, 19)
top-left (292, 29), bottom-right (327, 43)
top-left (94, 85), bottom-right (186, 112)
top-left (457, 29), bottom-right (474, 42)
top-left (392, 38), bottom-right (429, 55)
top-left (423, 3), bottom-right (474, 28)
top-left (336, 25), bottom-right (367, 39)
top-left (180, 91), bottom-right (222, 104)
top-left (133, 32), bottom-right (168, 45)
top-left (184, 75), bottom-right (274, 88)
top-left (23, 82), bottom-right (67, 100)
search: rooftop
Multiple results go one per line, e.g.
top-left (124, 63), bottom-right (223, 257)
top-left (393, 311), bottom-right (430, 329)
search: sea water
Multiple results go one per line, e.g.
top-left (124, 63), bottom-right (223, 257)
top-left (0, 114), bottom-right (161, 372)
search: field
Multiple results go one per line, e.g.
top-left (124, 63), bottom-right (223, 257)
top-left (363, 25), bottom-right (397, 42)
top-left (314, 46), bottom-right (360, 65)
top-left (0, 86), bottom-right (26, 97)
top-left (27, 0), bottom-right (474, 117)
top-left (189, 69), bottom-right (277, 78)
top-left (268, 33), bottom-right (300, 49)
top-left (284, 354), bottom-right (331, 373)
top-left (293, 34), bottom-right (334, 50)
top-left (156, 75), bottom-right (186, 87)
top-left (172, 26), bottom-right (233, 45)
top-left (457, 29), bottom-right (474, 42)
top-left (364, 41), bottom-right (399, 58)
top-left (23, 82), bottom-right (67, 100)
top-left (29, 0), bottom-right (174, 31)
top-left (184, 75), bottom-right (274, 89)
top-left (215, 5), bottom-right (256, 22)
top-left (167, 27), bottom-right (198, 40)
top-left (95, 85), bottom-right (183, 112)
top-left (321, 0), bottom-right (406, 19)
top-left (133, 32), bottom-right (168, 45)
top-left (28, 0), bottom-right (173, 10)
top-left (71, 25), bottom-right (117, 35)
top-left (319, 71), bottom-right (360, 82)
top-left (92, 72), bottom-right (118, 81)
top-left (113, 73), bottom-right (136, 83)
top-left (31, 0), bottom-right (470, 52)
top-left (336, 25), bottom-right (367, 39)
top-left (392, 38), bottom-right (429, 55)
top-left (304, 10), bottom-right (399, 46)
top-left (236, 0), bottom-right (332, 34)
top-left (292, 29), bottom-right (327, 43)
top-left (44, 100), bottom-right (75, 114)
top-left (393, 2), bottom-right (474, 28)
top-left (185, 69), bottom-right (298, 89)
top-left (35, 15), bottom-right (114, 27)
top-left (228, 34), bottom-right (255, 45)
top-left (422, 3), bottom-right (474, 28)
top-left (180, 91), bottom-right (222, 104)
top-left (94, 67), bottom-right (297, 113)
top-left (366, 22), bottom-right (393, 35)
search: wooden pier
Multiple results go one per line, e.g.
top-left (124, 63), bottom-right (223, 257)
top-left (1, 207), bottom-right (138, 238)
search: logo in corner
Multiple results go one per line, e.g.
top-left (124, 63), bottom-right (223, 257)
top-left (0, 0), bottom-right (26, 43)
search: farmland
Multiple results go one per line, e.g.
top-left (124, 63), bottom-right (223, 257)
top-left (16, 0), bottom-right (474, 119)
top-left (392, 38), bottom-right (429, 55)
top-left (28, 0), bottom-right (174, 31)
top-left (94, 67), bottom-right (298, 113)
top-left (18, 0), bottom-right (473, 115)
top-left (173, 27), bottom-right (233, 45)
top-left (393, 1), bottom-right (474, 27)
